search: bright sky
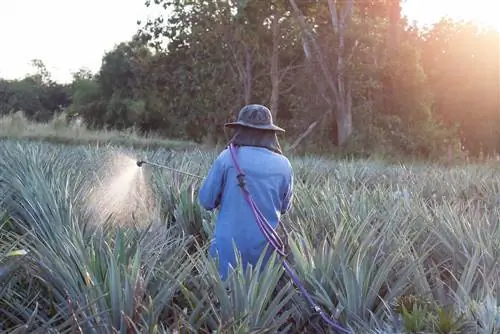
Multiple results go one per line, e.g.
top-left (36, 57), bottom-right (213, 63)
top-left (0, 0), bottom-right (498, 84)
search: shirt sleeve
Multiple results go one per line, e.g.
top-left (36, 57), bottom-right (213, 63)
top-left (198, 152), bottom-right (226, 211)
top-left (281, 167), bottom-right (294, 215)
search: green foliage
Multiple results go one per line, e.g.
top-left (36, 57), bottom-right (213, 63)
top-left (401, 303), bottom-right (429, 332)
top-left (421, 19), bottom-right (500, 155)
top-left (180, 250), bottom-right (297, 333)
top-left (0, 60), bottom-right (71, 121)
top-left (0, 140), bottom-right (499, 332)
top-left (136, 0), bottom-right (497, 157)
top-left (1, 1), bottom-right (498, 159)
top-left (395, 297), bottom-right (473, 333)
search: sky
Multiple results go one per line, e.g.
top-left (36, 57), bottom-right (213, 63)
top-left (0, 0), bottom-right (498, 84)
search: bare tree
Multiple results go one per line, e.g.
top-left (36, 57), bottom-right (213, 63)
top-left (269, 8), bottom-right (280, 119)
top-left (289, 0), bottom-right (356, 146)
top-left (268, 6), bottom-right (297, 120)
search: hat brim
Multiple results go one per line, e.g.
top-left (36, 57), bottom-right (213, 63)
top-left (224, 121), bottom-right (285, 132)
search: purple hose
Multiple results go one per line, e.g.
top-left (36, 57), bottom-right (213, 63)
top-left (228, 144), bottom-right (350, 334)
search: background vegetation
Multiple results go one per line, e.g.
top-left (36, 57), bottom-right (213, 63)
top-left (0, 140), bottom-right (498, 333)
top-left (0, 1), bottom-right (499, 332)
top-left (0, 0), bottom-right (498, 160)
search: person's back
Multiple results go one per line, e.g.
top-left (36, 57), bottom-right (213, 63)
top-left (198, 104), bottom-right (293, 279)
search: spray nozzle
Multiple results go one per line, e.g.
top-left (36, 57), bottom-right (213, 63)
top-left (133, 159), bottom-right (203, 179)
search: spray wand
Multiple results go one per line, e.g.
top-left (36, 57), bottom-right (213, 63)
top-left (136, 160), bottom-right (204, 180)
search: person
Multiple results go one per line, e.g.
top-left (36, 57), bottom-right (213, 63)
top-left (198, 104), bottom-right (294, 280)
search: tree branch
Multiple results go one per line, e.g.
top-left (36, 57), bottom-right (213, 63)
top-left (288, 0), bottom-right (339, 102)
top-left (327, 0), bottom-right (339, 34)
top-left (287, 115), bottom-right (327, 152)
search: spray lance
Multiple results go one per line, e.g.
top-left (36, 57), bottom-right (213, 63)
top-left (136, 149), bottom-right (351, 334)
top-left (136, 160), bottom-right (204, 180)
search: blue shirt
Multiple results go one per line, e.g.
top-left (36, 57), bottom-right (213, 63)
top-left (198, 146), bottom-right (293, 277)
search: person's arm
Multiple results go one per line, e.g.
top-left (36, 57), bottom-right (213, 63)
top-left (198, 153), bottom-right (226, 211)
top-left (280, 168), bottom-right (294, 215)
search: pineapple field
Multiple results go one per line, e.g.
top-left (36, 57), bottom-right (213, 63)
top-left (0, 139), bottom-right (498, 333)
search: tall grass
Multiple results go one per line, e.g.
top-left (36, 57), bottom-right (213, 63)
top-left (0, 140), bottom-right (498, 333)
top-left (0, 111), bottom-right (198, 150)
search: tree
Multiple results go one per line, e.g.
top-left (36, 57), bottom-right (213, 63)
top-left (29, 59), bottom-right (52, 86)
top-left (0, 60), bottom-right (71, 120)
top-left (288, 0), bottom-right (358, 147)
top-left (421, 20), bottom-right (500, 155)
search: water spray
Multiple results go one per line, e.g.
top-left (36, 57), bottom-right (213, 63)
top-left (136, 160), bottom-right (203, 180)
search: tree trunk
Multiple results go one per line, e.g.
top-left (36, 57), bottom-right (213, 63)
top-left (329, 0), bottom-right (354, 146)
top-left (387, 0), bottom-right (401, 50)
top-left (383, 0), bottom-right (401, 115)
top-left (270, 13), bottom-right (280, 119)
top-left (243, 43), bottom-right (252, 104)
top-left (336, 87), bottom-right (353, 145)
top-left (290, 0), bottom-right (354, 147)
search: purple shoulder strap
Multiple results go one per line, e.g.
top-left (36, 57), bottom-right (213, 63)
top-left (226, 143), bottom-right (352, 334)
top-left (228, 143), bottom-right (286, 255)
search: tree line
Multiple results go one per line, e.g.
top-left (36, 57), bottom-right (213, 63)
top-left (0, 0), bottom-right (498, 159)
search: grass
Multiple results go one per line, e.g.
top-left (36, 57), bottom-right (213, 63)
top-left (0, 111), bottom-right (199, 151)
top-left (0, 114), bottom-right (498, 333)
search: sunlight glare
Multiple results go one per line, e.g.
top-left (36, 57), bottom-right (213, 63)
top-left (404, 0), bottom-right (500, 31)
